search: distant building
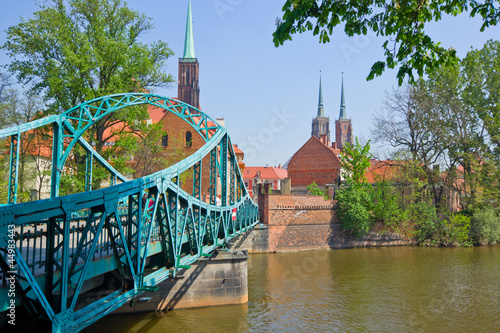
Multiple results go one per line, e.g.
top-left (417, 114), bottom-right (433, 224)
top-left (136, 0), bottom-right (244, 200)
top-left (243, 165), bottom-right (288, 197)
top-left (286, 73), bottom-right (353, 191)
top-left (287, 136), bottom-right (341, 189)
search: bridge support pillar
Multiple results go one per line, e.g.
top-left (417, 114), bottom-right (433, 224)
top-left (233, 225), bottom-right (269, 253)
top-left (113, 250), bottom-right (249, 314)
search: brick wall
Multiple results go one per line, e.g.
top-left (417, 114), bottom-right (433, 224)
top-left (287, 136), bottom-right (340, 187)
top-left (244, 192), bottom-right (413, 252)
top-left (265, 194), bottom-right (346, 251)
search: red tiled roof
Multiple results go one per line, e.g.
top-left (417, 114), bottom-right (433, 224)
top-left (365, 160), bottom-right (401, 183)
top-left (242, 166), bottom-right (288, 180)
top-left (233, 144), bottom-right (244, 154)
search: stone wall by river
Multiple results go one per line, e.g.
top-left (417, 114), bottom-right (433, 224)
top-left (240, 193), bottom-right (414, 253)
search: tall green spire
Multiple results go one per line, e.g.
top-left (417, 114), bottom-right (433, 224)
top-left (317, 71), bottom-right (324, 117)
top-left (339, 73), bottom-right (347, 119)
top-left (183, 0), bottom-right (195, 59)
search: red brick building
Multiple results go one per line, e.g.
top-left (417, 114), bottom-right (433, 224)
top-left (287, 136), bottom-right (341, 188)
top-left (286, 74), bottom-right (352, 190)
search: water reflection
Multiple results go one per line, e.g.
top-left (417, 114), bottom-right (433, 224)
top-left (88, 246), bottom-right (500, 332)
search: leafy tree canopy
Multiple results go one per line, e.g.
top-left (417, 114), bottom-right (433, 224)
top-left (340, 138), bottom-right (372, 186)
top-left (273, 0), bottom-right (500, 84)
top-left (3, 0), bottom-right (174, 113)
top-left (2, 0), bottom-right (176, 190)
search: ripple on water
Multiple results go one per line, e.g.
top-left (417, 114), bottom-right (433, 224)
top-left (86, 246), bottom-right (500, 333)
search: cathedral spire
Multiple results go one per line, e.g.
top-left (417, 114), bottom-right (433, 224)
top-left (317, 71), bottom-right (324, 117)
top-left (339, 73), bottom-right (347, 119)
top-left (183, 0), bottom-right (195, 59)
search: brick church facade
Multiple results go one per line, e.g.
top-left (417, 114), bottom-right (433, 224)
top-left (287, 74), bottom-right (353, 190)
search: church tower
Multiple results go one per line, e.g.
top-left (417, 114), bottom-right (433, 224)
top-left (178, 0), bottom-right (200, 109)
top-left (335, 74), bottom-right (353, 149)
top-left (311, 72), bottom-right (330, 144)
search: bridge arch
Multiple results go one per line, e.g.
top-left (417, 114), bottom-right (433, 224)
top-left (0, 93), bottom-right (233, 200)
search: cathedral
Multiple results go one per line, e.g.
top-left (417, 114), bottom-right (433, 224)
top-left (286, 73), bottom-right (354, 191)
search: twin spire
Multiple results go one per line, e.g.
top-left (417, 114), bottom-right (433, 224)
top-left (339, 74), bottom-right (347, 119)
top-left (317, 72), bottom-right (324, 117)
top-left (183, 0), bottom-right (195, 59)
top-left (316, 72), bottom-right (347, 119)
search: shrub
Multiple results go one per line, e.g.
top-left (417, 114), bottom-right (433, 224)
top-left (412, 201), bottom-right (439, 244)
top-left (337, 185), bottom-right (372, 237)
top-left (371, 181), bottom-right (401, 226)
top-left (307, 181), bottom-right (328, 199)
top-left (470, 208), bottom-right (500, 244)
top-left (438, 213), bottom-right (472, 247)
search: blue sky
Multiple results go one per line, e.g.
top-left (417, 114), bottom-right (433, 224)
top-left (1, 1), bottom-right (499, 166)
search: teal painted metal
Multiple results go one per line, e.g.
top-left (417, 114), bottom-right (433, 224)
top-left (85, 151), bottom-right (93, 192)
top-left (339, 74), bottom-right (347, 119)
top-left (8, 134), bottom-right (20, 204)
top-left (183, 0), bottom-right (196, 59)
top-left (317, 72), bottom-right (325, 117)
top-left (0, 93), bottom-right (259, 332)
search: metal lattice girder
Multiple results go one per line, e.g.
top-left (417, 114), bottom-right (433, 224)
top-left (0, 93), bottom-right (259, 332)
top-left (193, 161), bottom-right (201, 199)
top-left (220, 135), bottom-right (228, 206)
top-left (156, 194), bottom-right (175, 266)
top-left (8, 134), bottom-right (20, 204)
top-left (85, 151), bottom-right (93, 192)
top-left (209, 147), bottom-right (217, 205)
top-left (229, 157), bottom-right (236, 205)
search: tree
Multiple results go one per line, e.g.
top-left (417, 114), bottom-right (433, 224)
top-left (373, 40), bottom-right (500, 209)
top-left (273, 0), bottom-right (500, 84)
top-left (340, 138), bottom-right (372, 186)
top-left (337, 138), bottom-right (373, 236)
top-left (0, 73), bottom-right (13, 129)
top-left (307, 181), bottom-right (328, 199)
top-left (461, 40), bottom-right (500, 161)
top-left (3, 0), bottom-right (175, 188)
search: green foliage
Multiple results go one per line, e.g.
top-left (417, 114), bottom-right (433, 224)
top-left (340, 138), bottom-right (371, 187)
top-left (3, 0), bottom-right (174, 112)
top-left (337, 185), bottom-right (372, 238)
top-left (438, 214), bottom-right (472, 247)
top-left (337, 137), bottom-right (373, 236)
top-left (415, 205), bottom-right (472, 246)
top-left (2, 0), bottom-right (175, 191)
top-left (370, 180), bottom-right (401, 226)
top-left (413, 201), bottom-right (440, 244)
top-left (470, 208), bottom-right (500, 244)
top-left (307, 181), bottom-right (328, 199)
top-left (273, 0), bottom-right (499, 84)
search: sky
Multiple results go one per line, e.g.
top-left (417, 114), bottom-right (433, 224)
top-left (1, 0), bottom-right (500, 167)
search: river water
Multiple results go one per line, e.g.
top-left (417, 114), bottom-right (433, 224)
top-left (88, 246), bottom-right (500, 332)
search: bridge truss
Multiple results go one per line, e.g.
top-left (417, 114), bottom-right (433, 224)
top-left (0, 93), bottom-right (259, 332)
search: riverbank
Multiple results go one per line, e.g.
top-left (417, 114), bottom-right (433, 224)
top-left (235, 223), bottom-right (417, 253)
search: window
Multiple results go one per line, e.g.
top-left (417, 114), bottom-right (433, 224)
top-left (344, 124), bottom-right (347, 131)
top-left (185, 131), bottom-right (192, 147)
top-left (162, 133), bottom-right (168, 147)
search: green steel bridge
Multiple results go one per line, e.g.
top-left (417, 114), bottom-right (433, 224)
top-left (0, 93), bottom-right (259, 332)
